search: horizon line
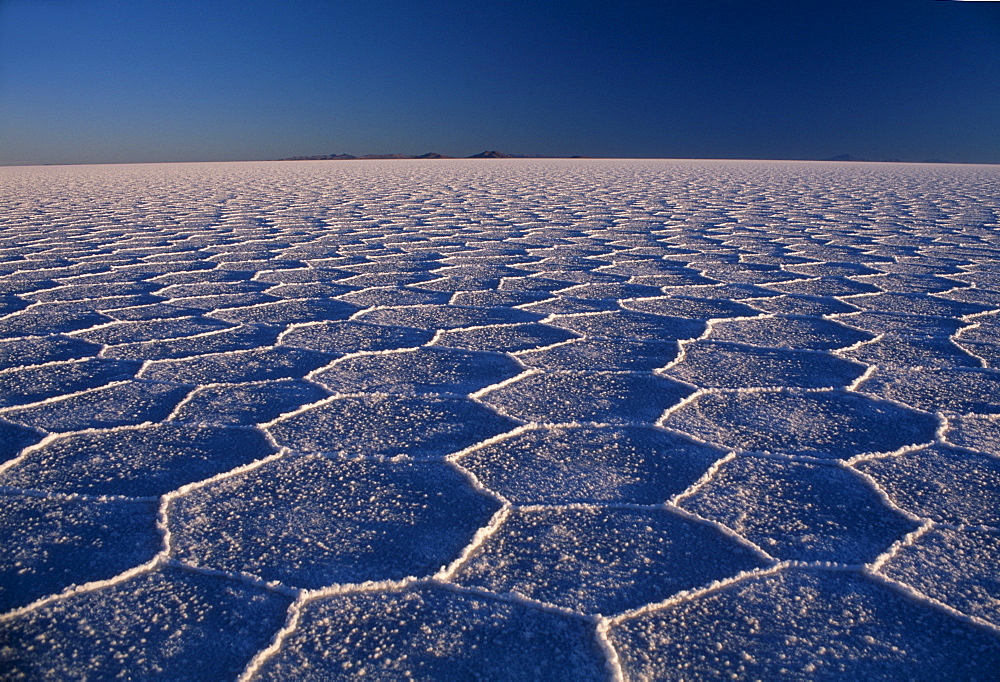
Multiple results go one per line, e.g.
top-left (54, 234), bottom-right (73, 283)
top-left (4, 156), bottom-right (997, 169)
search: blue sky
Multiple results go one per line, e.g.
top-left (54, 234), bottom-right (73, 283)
top-left (1, 0), bottom-right (998, 165)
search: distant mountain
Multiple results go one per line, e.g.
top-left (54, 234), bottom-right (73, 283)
top-left (822, 154), bottom-right (871, 162)
top-left (279, 150), bottom-right (580, 161)
top-left (278, 152), bottom-right (443, 161)
top-left (281, 153), bottom-right (358, 161)
top-left (357, 153), bottom-right (416, 160)
top-left (467, 150), bottom-right (514, 158)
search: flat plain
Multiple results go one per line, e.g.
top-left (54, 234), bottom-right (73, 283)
top-left (1, 159), bottom-right (999, 679)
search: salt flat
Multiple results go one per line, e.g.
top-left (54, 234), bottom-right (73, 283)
top-left (1, 158), bottom-right (999, 679)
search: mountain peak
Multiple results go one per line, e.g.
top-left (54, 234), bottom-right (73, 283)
top-left (467, 150), bottom-right (513, 158)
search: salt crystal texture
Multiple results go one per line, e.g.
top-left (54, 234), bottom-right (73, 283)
top-left (0, 159), bottom-right (998, 679)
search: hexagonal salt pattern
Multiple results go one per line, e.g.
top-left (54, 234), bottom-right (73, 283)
top-left (278, 319), bottom-right (433, 354)
top-left (0, 495), bottom-right (160, 611)
top-left (854, 445), bottom-right (1000, 526)
top-left (479, 372), bottom-right (693, 424)
top-left (877, 526), bottom-right (1000, 627)
top-left (706, 315), bottom-right (874, 350)
top-left (515, 337), bottom-right (682, 371)
top-left (450, 507), bottom-right (764, 614)
top-left (311, 346), bottom-right (522, 396)
top-left (608, 570), bottom-right (1000, 679)
top-left (944, 413), bottom-right (1000, 452)
top-left (456, 425), bottom-right (723, 504)
top-left (677, 455), bottom-right (918, 562)
top-left (0, 567), bottom-right (292, 680)
top-left (267, 394), bottom-right (516, 459)
top-left (0, 358), bottom-right (140, 408)
top-left (168, 455), bottom-right (500, 588)
top-left (0, 423), bottom-right (275, 497)
top-left (169, 379), bottom-right (329, 426)
top-left (664, 340), bottom-right (867, 389)
top-left (2, 159), bottom-right (999, 679)
top-left (662, 390), bottom-right (939, 459)
top-left (0, 420), bottom-right (42, 463)
top-left (253, 586), bottom-right (609, 681)
top-left (857, 367), bottom-right (1000, 415)
top-left (2, 381), bottom-right (191, 432)
top-left (431, 321), bottom-right (578, 352)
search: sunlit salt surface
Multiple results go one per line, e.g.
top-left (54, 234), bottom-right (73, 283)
top-left (1, 159), bottom-right (999, 679)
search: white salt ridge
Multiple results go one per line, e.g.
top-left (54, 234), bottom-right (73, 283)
top-left (0, 159), bottom-right (999, 678)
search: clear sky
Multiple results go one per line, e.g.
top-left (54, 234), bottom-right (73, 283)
top-left (1, 0), bottom-right (998, 165)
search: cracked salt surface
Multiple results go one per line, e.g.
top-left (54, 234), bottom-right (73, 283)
top-left (1, 159), bottom-right (999, 679)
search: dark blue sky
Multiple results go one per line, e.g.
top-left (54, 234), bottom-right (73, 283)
top-left (1, 0), bottom-right (998, 165)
